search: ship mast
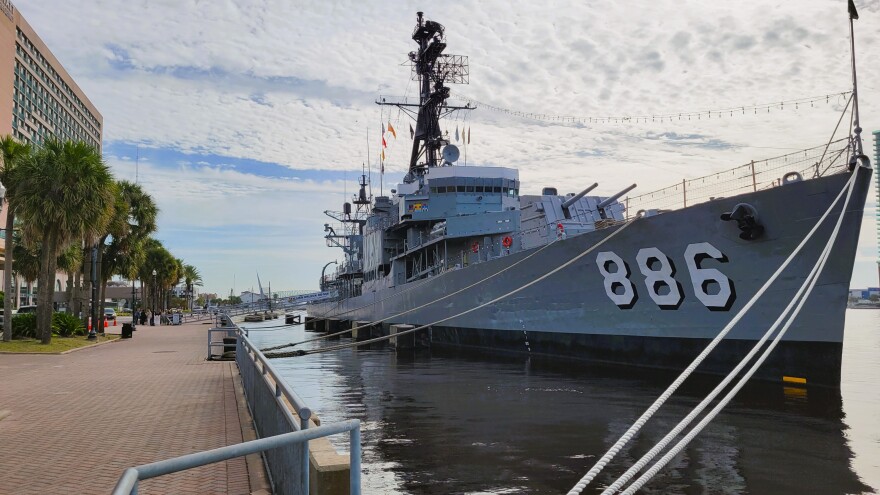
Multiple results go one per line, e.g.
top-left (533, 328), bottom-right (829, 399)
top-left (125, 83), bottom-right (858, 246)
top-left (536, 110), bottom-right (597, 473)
top-left (378, 12), bottom-right (473, 182)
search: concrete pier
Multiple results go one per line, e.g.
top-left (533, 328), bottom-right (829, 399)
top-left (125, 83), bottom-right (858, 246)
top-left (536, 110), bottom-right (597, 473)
top-left (353, 321), bottom-right (381, 342)
top-left (304, 316), bottom-right (317, 331)
top-left (389, 324), bottom-right (431, 349)
top-left (324, 318), bottom-right (343, 339)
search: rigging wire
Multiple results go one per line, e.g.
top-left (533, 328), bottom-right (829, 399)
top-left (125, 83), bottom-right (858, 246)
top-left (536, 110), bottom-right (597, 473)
top-left (264, 216), bottom-right (639, 359)
top-left (601, 168), bottom-right (859, 494)
top-left (452, 91), bottom-right (852, 125)
top-left (566, 168), bottom-right (860, 495)
top-left (623, 175), bottom-right (859, 495)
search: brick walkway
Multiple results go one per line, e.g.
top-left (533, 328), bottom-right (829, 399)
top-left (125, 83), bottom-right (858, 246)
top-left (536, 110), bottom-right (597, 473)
top-left (0, 320), bottom-right (256, 494)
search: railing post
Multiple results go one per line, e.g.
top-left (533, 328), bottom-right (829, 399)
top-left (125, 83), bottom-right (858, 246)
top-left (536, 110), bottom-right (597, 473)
top-left (682, 179), bottom-right (687, 207)
top-left (301, 420), bottom-right (310, 495)
top-left (350, 423), bottom-right (361, 495)
top-left (750, 160), bottom-right (758, 191)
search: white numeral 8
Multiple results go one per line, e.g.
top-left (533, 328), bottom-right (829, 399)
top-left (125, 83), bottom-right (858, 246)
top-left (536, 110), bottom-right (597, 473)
top-left (597, 251), bottom-right (637, 309)
top-left (636, 248), bottom-right (683, 309)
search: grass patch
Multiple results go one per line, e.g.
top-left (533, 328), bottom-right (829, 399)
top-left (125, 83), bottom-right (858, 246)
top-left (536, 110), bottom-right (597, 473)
top-left (0, 335), bottom-right (120, 353)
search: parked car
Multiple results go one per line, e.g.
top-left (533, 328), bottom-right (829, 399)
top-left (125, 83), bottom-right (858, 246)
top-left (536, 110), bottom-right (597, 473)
top-left (16, 305), bottom-right (37, 314)
top-left (103, 308), bottom-right (117, 321)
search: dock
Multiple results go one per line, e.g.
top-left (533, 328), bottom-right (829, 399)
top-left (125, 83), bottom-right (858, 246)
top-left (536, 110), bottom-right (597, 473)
top-left (0, 321), bottom-right (268, 494)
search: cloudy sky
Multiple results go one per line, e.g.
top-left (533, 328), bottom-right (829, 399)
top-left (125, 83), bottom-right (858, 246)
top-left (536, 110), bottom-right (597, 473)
top-left (17, 0), bottom-right (880, 294)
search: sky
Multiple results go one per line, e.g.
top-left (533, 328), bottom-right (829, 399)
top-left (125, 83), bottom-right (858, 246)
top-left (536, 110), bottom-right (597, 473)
top-left (16, 0), bottom-right (880, 294)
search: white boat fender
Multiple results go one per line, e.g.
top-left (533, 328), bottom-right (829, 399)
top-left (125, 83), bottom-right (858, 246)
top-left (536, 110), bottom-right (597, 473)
top-left (720, 203), bottom-right (764, 240)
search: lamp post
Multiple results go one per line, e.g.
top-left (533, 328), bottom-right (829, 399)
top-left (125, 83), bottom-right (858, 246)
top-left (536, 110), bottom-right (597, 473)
top-left (131, 277), bottom-right (137, 329)
top-left (87, 246), bottom-right (98, 340)
top-left (152, 269), bottom-right (157, 313)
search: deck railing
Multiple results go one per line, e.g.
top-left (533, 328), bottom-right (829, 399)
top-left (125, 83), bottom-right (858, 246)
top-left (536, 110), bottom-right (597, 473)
top-left (624, 138), bottom-right (852, 218)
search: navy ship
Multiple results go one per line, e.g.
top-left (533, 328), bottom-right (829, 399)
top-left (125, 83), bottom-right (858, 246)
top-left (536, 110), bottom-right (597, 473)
top-left (310, 12), bottom-right (873, 387)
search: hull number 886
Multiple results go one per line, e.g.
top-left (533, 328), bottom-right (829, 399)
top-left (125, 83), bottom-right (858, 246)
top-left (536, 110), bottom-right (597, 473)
top-left (596, 242), bottom-right (735, 311)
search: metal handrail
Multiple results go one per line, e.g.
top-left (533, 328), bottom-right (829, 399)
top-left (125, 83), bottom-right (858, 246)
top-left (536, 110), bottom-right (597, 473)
top-left (111, 420), bottom-right (361, 495)
top-left (236, 325), bottom-right (313, 424)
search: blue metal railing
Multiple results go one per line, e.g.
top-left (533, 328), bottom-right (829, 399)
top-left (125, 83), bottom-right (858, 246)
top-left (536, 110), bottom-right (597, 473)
top-left (111, 420), bottom-right (361, 495)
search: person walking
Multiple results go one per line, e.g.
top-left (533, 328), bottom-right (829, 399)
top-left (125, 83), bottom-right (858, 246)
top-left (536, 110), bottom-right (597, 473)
top-left (149, 309), bottom-right (155, 326)
top-left (139, 309), bottom-right (147, 326)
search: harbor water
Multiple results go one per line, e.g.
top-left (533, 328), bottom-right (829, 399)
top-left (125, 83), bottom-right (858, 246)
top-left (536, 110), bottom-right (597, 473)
top-left (247, 309), bottom-right (879, 494)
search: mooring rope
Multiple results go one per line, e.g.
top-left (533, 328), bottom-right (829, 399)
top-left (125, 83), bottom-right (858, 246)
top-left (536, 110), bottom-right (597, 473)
top-left (567, 167), bottom-right (859, 495)
top-left (260, 232), bottom-right (567, 352)
top-left (604, 168), bottom-right (858, 494)
top-left (264, 216), bottom-right (639, 358)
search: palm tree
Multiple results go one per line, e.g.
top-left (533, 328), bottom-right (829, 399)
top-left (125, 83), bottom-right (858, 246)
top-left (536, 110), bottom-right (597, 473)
top-left (96, 180), bottom-right (157, 327)
top-left (15, 140), bottom-right (114, 343)
top-left (0, 136), bottom-right (31, 341)
top-left (182, 264), bottom-right (202, 310)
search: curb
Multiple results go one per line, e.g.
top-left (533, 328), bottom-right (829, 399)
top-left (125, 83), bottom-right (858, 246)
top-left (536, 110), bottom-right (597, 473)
top-left (0, 336), bottom-right (124, 355)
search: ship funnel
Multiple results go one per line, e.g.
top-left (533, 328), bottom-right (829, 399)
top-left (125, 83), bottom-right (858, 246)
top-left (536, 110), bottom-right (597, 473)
top-left (597, 184), bottom-right (637, 209)
top-left (561, 183), bottom-right (599, 209)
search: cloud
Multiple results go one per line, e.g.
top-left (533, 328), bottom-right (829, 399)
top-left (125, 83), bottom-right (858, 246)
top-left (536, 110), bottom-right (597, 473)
top-left (15, 0), bottom-right (879, 292)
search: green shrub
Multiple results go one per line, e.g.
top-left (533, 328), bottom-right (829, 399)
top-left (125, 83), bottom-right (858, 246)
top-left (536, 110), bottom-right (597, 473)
top-left (12, 313), bottom-right (36, 339)
top-left (52, 312), bottom-right (85, 337)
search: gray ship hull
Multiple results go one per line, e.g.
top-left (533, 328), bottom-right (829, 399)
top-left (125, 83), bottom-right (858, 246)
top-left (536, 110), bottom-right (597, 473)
top-left (310, 169), bottom-right (871, 386)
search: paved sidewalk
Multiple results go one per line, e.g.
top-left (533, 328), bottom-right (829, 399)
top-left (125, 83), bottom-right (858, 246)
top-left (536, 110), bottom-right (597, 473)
top-left (0, 320), bottom-right (254, 494)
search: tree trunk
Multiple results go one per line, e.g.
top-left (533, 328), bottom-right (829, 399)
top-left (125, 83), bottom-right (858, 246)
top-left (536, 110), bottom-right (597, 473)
top-left (38, 230), bottom-right (58, 344)
top-left (3, 211), bottom-right (14, 341)
top-left (82, 246), bottom-right (92, 328)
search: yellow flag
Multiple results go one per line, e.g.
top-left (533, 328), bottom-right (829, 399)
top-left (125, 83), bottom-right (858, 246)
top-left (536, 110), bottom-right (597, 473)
top-left (387, 122), bottom-right (397, 139)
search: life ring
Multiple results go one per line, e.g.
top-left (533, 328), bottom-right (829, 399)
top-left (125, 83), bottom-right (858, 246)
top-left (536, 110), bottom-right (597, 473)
top-left (502, 236), bottom-right (513, 248)
top-left (471, 242), bottom-right (479, 253)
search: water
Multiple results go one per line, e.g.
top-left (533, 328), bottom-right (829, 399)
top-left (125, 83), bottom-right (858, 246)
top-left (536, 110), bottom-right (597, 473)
top-left (248, 310), bottom-right (880, 494)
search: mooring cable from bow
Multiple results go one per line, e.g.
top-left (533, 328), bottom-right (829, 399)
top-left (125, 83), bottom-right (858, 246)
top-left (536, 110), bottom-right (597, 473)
top-left (603, 168), bottom-right (858, 494)
top-left (263, 216), bottom-right (639, 359)
top-left (259, 233), bottom-right (566, 352)
top-left (567, 167), bottom-right (859, 495)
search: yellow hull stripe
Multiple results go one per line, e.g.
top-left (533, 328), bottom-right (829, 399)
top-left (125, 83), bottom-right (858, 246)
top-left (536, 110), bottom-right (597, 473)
top-left (782, 375), bottom-right (807, 384)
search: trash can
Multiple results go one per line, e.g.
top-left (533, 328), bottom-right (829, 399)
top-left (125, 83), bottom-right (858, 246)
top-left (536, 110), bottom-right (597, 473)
top-left (121, 323), bottom-right (133, 339)
top-left (222, 337), bottom-right (237, 354)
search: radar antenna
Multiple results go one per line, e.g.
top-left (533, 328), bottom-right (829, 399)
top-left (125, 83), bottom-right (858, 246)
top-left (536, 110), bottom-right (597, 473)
top-left (377, 12), bottom-right (474, 181)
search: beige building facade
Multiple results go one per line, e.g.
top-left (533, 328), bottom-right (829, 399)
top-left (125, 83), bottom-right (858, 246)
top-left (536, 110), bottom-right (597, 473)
top-left (0, 1), bottom-right (104, 309)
